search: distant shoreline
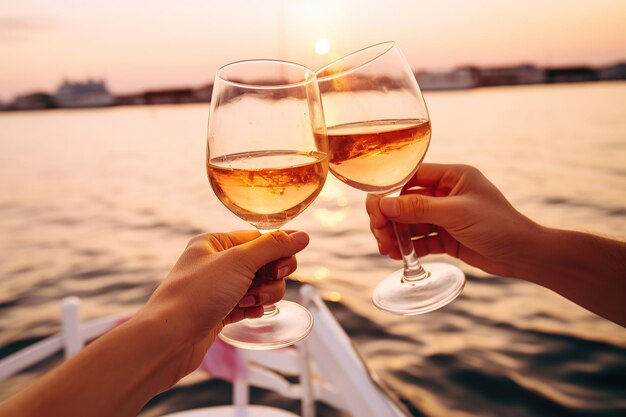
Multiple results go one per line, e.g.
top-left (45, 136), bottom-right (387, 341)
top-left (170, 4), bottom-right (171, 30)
top-left (2, 64), bottom-right (625, 113)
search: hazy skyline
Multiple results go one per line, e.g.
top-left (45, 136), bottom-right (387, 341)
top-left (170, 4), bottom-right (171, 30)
top-left (1, 0), bottom-right (626, 101)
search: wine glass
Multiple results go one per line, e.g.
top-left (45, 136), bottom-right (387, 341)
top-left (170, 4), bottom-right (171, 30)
top-left (206, 60), bottom-right (328, 349)
top-left (316, 41), bottom-right (465, 315)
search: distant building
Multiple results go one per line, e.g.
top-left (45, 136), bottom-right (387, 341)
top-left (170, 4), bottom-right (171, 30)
top-left (417, 65), bottom-right (549, 90)
top-left (477, 65), bottom-right (545, 86)
top-left (416, 67), bottom-right (479, 90)
top-left (55, 80), bottom-right (114, 108)
top-left (143, 88), bottom-right (197, 105)
top-left (546, 67), bottom-right (598, 84)
top-left (115, 92), bottom-right (147, 106)
top-left (115, 85), bottom-right (211, 107)
top-left (9, 93), bottom-right (56, 111)
top-left (195, 84), bottom-right (214, 102)
top-left (598, 63), bottom-right (626, 81)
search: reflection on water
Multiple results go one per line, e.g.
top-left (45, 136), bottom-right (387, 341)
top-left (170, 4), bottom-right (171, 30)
top-left (1, 83), bottom-right (625, 416)
top-left (313, 208), bottom-right (348, 228)
top-left (313, 179), bottom-right (350, 228)
top-left (313, 267), bottom-right (331, 281)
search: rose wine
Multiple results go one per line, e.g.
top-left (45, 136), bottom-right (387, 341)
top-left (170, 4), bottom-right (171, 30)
top-left (208, 150), bottom-right (327, 230)
top-left (325, 118), bottom-right (431, 193)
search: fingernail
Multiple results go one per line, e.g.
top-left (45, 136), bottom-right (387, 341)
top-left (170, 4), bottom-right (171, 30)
top-left (380, 198), bottom-right (400, 218)
top-left (290, 231), bottom-right (309, 247)
top-left (277, 265), bottom-right (290, 279)
top-left (258, 294), bottom-right (272, 305)
top-left (239, 295), bottom-right (258, 307)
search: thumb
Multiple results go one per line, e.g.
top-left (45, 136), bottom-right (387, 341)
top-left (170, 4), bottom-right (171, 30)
top-left (230, 231), bottom-right (310, 274)
top-left (379, 194), bottom-right (456, 226)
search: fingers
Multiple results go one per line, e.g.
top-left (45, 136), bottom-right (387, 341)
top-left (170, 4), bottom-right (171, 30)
top-left (379, 193), bottom-right (459, 227)
top-left (370, 221), bottom-right (397, 255)
top-left (186, 230), bottom-right (262, 254)
top-left (223, 306), bottom-right (264, 324)
top-left (239, 279), bottom-right (286, 307)
top-left (402, 163), bottom-right (465, 191)
top-left (411, 227), bottom-right (461, 259)
top-left (368, 195), bottom-right (439, 256)
top-left (371, 218), bottom-right (464, 261)
top-left (250, 256), bottom-right (298, 287)
top-left (375, 228), bottom-right (397, 256)
top-left (224, 279), bottom-right (286, 325)
top-left (221, 230), bottom-right (262, 246)
top-left (410, 223), bottom-right (437, 237)
top-left (367, 194), bottom-right (397, 255)
top-left (231, 231), bottom-right (309, 274)
top-left (223, 278), bottom-right (286, 325)
top-left (402, 163), bottom-right (452, 190)
top-left (366, 194), bottom-right (387, 229)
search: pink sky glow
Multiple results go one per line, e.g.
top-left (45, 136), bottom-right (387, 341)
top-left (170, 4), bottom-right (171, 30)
top-left (1, 0), bottom-right (625, 100)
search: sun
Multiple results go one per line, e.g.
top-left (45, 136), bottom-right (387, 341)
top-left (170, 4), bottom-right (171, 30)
top-left (314, 39), bottom-right (331, 55)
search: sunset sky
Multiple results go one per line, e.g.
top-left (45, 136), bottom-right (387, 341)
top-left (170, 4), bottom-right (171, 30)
top-left (1, 0), bottom-right (626, 101)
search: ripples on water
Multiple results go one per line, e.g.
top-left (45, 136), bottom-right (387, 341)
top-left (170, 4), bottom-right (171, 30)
top-left (1, 82), bottom-right (625, 416)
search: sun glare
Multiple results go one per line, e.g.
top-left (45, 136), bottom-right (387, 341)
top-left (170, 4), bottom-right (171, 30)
top-left (315, 39), bottom-right (331, 55)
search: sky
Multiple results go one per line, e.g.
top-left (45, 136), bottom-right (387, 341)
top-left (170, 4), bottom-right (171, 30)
top-left (1, 0), bottom-right (626, 101)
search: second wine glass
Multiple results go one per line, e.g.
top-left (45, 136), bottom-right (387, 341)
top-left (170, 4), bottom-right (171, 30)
top-left (207, 60), bottom-right (328, 349)
top-left (316, 41), bottom-right (465, 315)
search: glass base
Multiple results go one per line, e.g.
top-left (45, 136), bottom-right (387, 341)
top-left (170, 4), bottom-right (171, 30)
top-left (372, 262), bottom-right (465, 315)
top-left (218, 300), bottom-right (313, 350)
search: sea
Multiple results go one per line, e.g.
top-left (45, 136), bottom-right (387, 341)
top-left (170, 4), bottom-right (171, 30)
top-left (1, 82), bottom-right (625, 416)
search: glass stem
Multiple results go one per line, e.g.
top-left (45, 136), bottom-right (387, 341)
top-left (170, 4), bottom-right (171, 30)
top-left (391, 220), bottom-right (429, 283)
top-left (263, 304), bottom-right (279, 317)
top-left (257, 229), bottom-right (281, 318)
top-left (258, 229), bottom-right (281, 318)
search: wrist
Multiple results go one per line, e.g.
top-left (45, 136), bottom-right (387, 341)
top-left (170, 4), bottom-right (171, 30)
top-left (129, 304), bottom-right (201, 390)
top-left (508, 220), bottom-right (552, 282)
top-left (510, 222), bottom-right (582, 287)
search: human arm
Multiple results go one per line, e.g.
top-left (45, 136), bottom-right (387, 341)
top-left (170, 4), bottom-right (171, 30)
top-left (366, 163), bottom-right (626, 326)
top-left (0, 230), bottom-right (309, 417)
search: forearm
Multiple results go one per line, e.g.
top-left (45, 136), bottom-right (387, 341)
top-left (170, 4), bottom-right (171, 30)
top-left (0, 307), bottom-right (193, 417)
top-left (515, 226), bottom-right (626, 326)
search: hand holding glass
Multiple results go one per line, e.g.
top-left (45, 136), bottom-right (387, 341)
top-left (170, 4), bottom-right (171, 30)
top-left (206, 60), bottom-right (327, 349)
top-left (317, 42), bottom-right (465, 315)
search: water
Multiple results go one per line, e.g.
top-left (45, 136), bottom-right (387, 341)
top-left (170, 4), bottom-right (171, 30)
top-left (1, 82), bottom-right (625, 416)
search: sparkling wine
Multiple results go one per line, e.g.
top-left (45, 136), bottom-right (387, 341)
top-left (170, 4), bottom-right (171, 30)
top-left (324, 118), bottom-right (431, 193)
top-left (208, 150), bottom-right (327, 230)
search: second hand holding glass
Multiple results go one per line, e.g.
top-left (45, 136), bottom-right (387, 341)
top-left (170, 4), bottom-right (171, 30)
top-left (316, 42), bottom-right (465, 315)
top-left (206, 60), bottom-right (328, 349)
